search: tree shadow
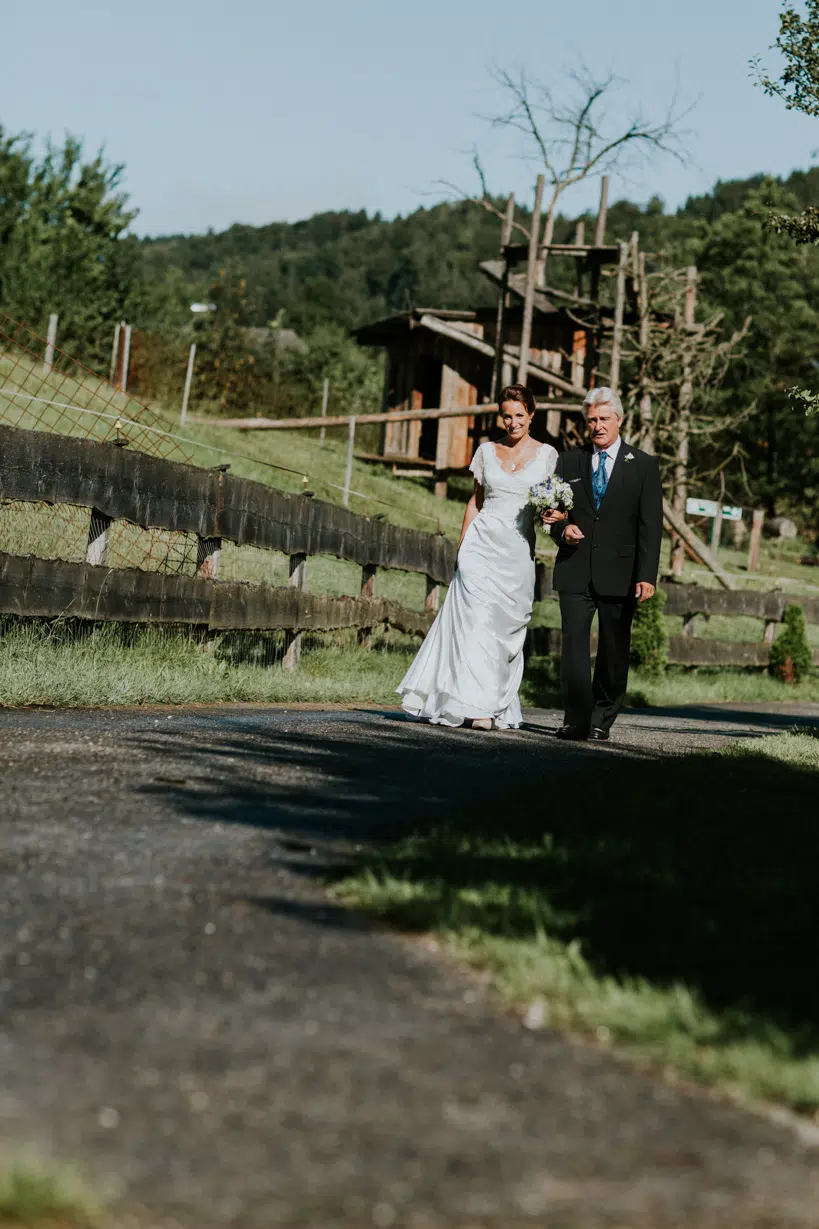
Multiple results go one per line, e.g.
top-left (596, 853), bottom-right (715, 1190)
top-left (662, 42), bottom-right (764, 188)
top-left (115, 705), bottom-right (819, 1046)
top-left (365, 738), bottom-right (819, 1044)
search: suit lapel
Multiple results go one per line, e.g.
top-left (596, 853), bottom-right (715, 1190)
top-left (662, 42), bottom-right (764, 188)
top-left (580, 449), bottom-right (594, 511)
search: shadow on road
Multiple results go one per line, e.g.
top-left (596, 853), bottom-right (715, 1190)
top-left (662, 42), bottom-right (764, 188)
top-left (118, 706), bottom-right (819, 1049)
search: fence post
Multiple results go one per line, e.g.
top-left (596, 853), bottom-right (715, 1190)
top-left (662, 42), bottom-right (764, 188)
top-left (283, 553), bottom-right (307, 670)
top-left (180, 342), bottom-right (196, 427)
top-left (682, 612), bottom-right (702, 638)
top-left (120, 324), bottom-right (132, 393)
top-left (319, 377), bottom-right (329, 447)
top-left (425, 575), bottom-right (440, 613)
top-left (710, 507), bottom-right (724, 554)
top-left (342, 417), bottom-right (356, 507)
top-left (748, 509), bottom-right (765, 573)
top-left (43, 313), bottom-right (58, 374)
top-left (196, 536), bottom-right (221, 579)
top-left (86, 510), bottom-right (112, 566)
top-left (109, 322), bottom-right (122, 385)
top-left (358, 563), bottom-right (377, 648)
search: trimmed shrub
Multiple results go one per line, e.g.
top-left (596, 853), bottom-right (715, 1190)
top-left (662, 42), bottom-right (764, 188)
top-left (630, 588), bottom-right (668, 677)
top-left (769, 604), bottom-right (813, 683)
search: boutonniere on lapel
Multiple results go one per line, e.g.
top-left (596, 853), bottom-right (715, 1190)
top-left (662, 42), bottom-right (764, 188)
top-left (624, 452), bottom-right (635, 463)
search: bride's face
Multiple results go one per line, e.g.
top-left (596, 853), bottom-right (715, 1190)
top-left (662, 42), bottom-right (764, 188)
top-left (500, 401), bottom-right (532, 442)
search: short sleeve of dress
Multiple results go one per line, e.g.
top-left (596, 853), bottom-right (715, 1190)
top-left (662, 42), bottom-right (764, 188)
top-left (541, 443), bottom-right (558, 479)
top-left (469, 443), bottom-right (485, 485)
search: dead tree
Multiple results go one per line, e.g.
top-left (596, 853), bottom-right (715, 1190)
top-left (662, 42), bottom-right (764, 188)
top-left (455, 68), bottom-right (687, 384)
top-left (622, 260), bottom-right (751, 571)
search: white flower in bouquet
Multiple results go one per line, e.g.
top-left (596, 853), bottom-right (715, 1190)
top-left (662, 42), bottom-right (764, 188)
top-left (529, 477), bottom-right (574, 525)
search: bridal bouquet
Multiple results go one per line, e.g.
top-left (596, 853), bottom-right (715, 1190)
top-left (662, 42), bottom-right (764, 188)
top-left (529, 476), bottom-right (574, 525)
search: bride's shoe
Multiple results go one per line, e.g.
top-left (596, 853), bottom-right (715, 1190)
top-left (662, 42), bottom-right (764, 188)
top-left (472, 718), bottom-right (493, 731)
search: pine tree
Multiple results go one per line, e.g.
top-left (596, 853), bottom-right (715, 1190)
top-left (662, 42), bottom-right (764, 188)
top-left (769, 605), bottom-right (813, 683)
top-left (629, 589), bottom-right (668, 678)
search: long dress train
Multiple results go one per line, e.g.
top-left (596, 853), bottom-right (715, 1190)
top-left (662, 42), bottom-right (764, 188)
top-left (397, 440), bottom-right (558, 728)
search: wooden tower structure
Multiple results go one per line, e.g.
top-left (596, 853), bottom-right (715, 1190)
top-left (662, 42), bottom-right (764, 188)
top-left (354, 178), bottom-right (639, 493)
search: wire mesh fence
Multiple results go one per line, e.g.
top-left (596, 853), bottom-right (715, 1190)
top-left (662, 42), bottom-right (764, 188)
top-left (0, 314), bottom-right (199, 575)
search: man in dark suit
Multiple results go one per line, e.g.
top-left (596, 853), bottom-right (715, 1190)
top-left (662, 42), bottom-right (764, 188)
top-left (549, 387), bottom-right (663, 741)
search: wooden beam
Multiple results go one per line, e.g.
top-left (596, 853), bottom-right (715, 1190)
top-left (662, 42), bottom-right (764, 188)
top-left (594, 176), bottom-right (609, 246)
top-left (491, 193), bottom-right (515, 402)
top-left (609, 242), bottom-right (628, 394)
top-left (418, 312), bottom-right (583, 397)
top-left (528, 626), bottom-right (819, 667)
top-left (670, 266), bottom-right (698, 576)
top-left (517, 174), bottom-right (544, 385)
top-left (662, 496), bottom-right (736, 590)
top-left (503, 242), bottom-right (621, 264)
top-left (479, 259), bottom-right (594, 309)
top-left (0, 550), bottom-right (436, 637)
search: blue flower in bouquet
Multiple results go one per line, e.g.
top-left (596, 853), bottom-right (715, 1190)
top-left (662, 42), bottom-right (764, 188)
top-left (529, 476), bottom-right (574, 520)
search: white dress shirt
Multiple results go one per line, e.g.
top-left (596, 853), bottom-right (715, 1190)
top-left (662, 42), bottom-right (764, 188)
top-left (591, 434), bottom-right (621, 481)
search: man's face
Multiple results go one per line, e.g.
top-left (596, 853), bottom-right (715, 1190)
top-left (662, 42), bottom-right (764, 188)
top-left (586, 403), bottom-right (621, 450)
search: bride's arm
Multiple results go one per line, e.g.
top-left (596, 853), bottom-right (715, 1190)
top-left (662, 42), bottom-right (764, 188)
top-left (457, 482), bottom-right (484, 552)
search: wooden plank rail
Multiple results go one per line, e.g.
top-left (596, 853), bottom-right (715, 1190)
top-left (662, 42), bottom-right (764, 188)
top-left (0, 552), bottom-right (435, 638)
top-left (528, 627), bottom-right (819, 668)
top-left (662, 582), bottom-right (819, 624)
top-left (0, 423), bottom-right (457, 585)
top-left (1, 422), bottom-right (817, 673)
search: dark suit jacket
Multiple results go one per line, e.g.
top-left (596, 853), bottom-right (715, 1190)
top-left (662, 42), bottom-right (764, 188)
top-left (549, 443), bottom-right (663, 596)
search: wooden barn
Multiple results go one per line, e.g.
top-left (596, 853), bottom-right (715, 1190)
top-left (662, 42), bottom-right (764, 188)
top-left (354, 304), bottom-right (588, 470)
top-left (353, 228), bottom-right (626, 493)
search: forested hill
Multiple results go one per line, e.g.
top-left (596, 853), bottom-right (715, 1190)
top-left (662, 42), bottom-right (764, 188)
top-left (139, 166), bottom-right (819, 335)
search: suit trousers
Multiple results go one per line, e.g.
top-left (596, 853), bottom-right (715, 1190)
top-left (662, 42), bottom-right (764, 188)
top-left (558, 583), bottom-right (636, 732)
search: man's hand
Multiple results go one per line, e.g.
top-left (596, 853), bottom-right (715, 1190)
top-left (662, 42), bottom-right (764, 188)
top-left (563, 524), bottom-right (585, 545)
top-left (635, 582), bottom-right (655, 603)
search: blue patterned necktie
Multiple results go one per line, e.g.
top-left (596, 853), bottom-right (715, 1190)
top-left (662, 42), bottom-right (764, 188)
top-left (592, 450), bottom-right (609, 508)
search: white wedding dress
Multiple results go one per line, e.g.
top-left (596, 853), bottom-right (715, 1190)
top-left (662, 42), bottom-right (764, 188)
top-left (398, 440), bottom-right (558, 728)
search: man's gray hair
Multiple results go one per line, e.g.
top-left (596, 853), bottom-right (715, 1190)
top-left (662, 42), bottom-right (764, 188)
top-left (584, 387), bottom-right (624, 418)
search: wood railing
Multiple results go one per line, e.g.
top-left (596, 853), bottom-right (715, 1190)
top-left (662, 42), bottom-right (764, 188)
top-left (0, 422), bottom-right (816, 671)
top-left (533, 565), bottom-right (819, 667)
top-left (0, 423), bottom-right (455, 663)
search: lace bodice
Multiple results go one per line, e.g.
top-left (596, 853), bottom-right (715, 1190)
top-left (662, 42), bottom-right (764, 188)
top-left (470, 441), bottom-right (558, 532)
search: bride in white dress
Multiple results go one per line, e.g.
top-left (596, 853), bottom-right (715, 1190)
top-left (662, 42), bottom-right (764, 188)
top-left (398, 384), bottom-right (559, 730)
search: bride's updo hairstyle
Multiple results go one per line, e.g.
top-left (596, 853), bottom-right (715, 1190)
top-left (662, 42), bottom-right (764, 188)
top-left (499, 383), bottom-right (536, 415)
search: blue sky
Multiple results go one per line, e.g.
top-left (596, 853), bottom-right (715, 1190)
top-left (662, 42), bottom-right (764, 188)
top-left (3, 0), bottom-right (816, 236)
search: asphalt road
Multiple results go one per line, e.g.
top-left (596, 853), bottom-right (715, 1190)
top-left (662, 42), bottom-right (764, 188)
top-left (2, 701), bottom-right (819, 1229)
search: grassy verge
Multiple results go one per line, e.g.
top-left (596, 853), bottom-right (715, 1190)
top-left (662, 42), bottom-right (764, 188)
top-left (337, 729), bottom-right (819, 1113)
top-left (0, 619), bottom-right (416, 708)
top-left (0, 1156), bottom-right (102, 1227)
top-left (2, 617), bottom-right (818, 710)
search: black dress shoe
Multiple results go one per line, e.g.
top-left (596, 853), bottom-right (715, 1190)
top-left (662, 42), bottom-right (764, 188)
top-left (589, 727), bottom-right (610, 741)
top-left (554, 725), bottom-right (588, 741)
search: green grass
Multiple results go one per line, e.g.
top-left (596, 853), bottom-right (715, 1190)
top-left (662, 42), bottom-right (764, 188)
top-left (0, 1156), bottom-right (102, 1227)
top-left (0, 619), bottom-right (417, 708)
top-left (2, 616), bottom-right (817, 710)
top-left (337, 729), bottom-right (819, 1113)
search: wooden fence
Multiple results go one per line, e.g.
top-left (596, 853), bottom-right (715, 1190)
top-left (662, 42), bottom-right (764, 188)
top-left (0, 423), bottom-right (454, 664)
top-left (0, 422), bottom-right (817, 669)
top-left (532, 566), bottom-right (819, 666)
